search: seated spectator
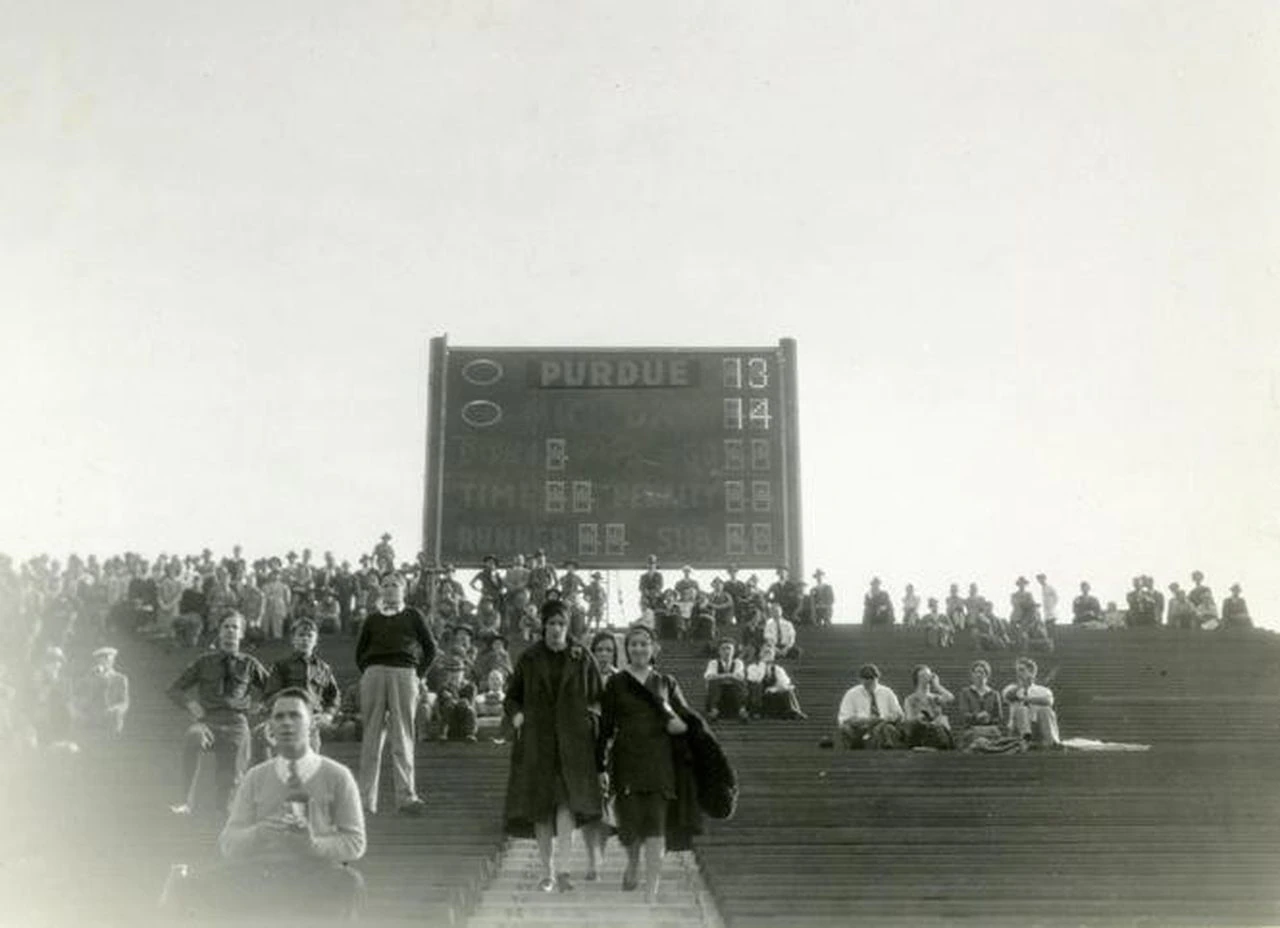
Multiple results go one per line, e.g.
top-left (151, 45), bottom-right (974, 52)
top-left (945, 583), bottom-right (967, 631)
top-left (260, 620), bottom-right (340, 757)
top-left (314, 590), bottom-right (341, 634)
top-left (329, 680), bottom-right (363, 742)
top-left (1167, 584), bottom-right (1199, 630)
top-left (969, 602), bottom-right (1013, 651)
top-left (703, 638), bottom-right (749, 722)
top-left (477, 668), bottom-right (508, 720)
top-left (474, 634), bottom-right (513, 685)
top-left (688, 594), bottom-right (716, 641)
top-left (919, 598), bottom-right (953, 648)
top-left (1072, 581), bottom-right (1103, 626)
top-left (706, 579), bottom-right (736, 634)
top-left (1222, 584), bottom-right (1252, 630)
top-left (955, 660), bottom-right (1004, 749)
top-left (72, 646), bottom-right (130, 738)
top-left (745, 643), bottom-right (806, 720)
top-left (518, 601), bottom-right (541, 643)
top-left (902, 664), bottom-right (955, 750)
top-left (170, 688), bottom-right (366, 922)
top-left (1002, 658), bottom-right (1061, 748)
top-left (655, 589), bottom-right (685, 640)
top-left (862, 578), bottom-right (895, 626)
top-left (475, 597), bottom-right (503, 640)
top-left (168, 612), bottom-right (270, 815)
top-left (429, 657), bottom-right (478, 742)
top-left (1188, 570), bottom-right (1218, 627)
top-left (450, 624), bottom-right (479, 669)
top-left (1102, 601), bottom-right (1126, 629)
top-left (836, 663), bottom-right (905, 750)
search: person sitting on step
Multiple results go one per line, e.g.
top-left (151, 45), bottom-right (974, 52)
top-left (703, 638), bottom-right (749, 723)
top-left (836, 663), bottom-right (905, 750)
top-left (429, 657), bottom-right (479, 742)
top-left (745, 643), bottom-right (807, 720)
top-left (1002, 657), bottom-right (1061, 748)
top-left (168, 687), bottom-right (366, 922)
top-left (902, 664), bottom-right (955, 749)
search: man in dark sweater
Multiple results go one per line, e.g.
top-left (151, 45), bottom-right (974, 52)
top-left (354, 574), bottom-right (436, 816)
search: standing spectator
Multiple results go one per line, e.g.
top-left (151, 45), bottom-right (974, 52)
top-left (72, 646), bottom-right (130, 738)
top-left (503, 554), bottom-right (531, 633)
top-left (722, 566), bottom-right (748, 625)
top-left (810, 570), bottom-right (834, 626)
top-left (262, 572), bottom-right (292, 640)
top-left (355, 574), bottom-right (435, 817)
top-left (1036, 574), bottom-right (1059, 625)
top-left (167, 612), bottom-right (270, 815)
top-left (638, 555), bottom-right (665, 613)
top-left (945, 583), bottom-right (967, 631)
top-left (702, 639), bottom-right (749, 723)
top-left (901, 583), bottom-right (921, 626)
top-left (1167, 584), bottom-right (1199, 630)
top-left (1222, 584), bottom-right (1252, 630)
top-left (373, 533), bottom-right (396, 574)
top-left (503, 600), bottom-right (604, 893)
top-left (334, 562), bottom-right (357, 633)
top-left (156, 562), bottom-right (184, 638)
top-left (1144, 576), bottom-right (1166, 628)
top-left (1072, 582), bottom-right (1102, 625)
top-left (434, 565), bottom-right (466, 614)
top-left (527, 551), bottom-right (558, 610)
top-left (766, 567), bottom-right (803, 623)
top-left (238, 571), bottom-right (265, 639)
top-left (584, 572), bottom-right (607, 631)
top-left (836, 664), bottom-right (905, 750)
top-left (862, 578), bottom-right (895, 627)
top-left (598, 624), bottom-right (698, 903)
top-left (27, 646), bottom-right (74, 747)
top-left (1009, 577), bottom-right (1039, 635)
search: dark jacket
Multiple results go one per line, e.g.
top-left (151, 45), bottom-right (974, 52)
top-left (503, 641), bottom-right (603, 837)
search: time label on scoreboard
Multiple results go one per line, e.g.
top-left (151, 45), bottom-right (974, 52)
top-left (424, 341), bottom-right (802, 571)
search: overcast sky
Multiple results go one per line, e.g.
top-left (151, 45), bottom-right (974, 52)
top-left (4, 1), bottom-right (1278, 626)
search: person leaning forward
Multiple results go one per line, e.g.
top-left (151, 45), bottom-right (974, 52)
top-left (836, 663), bottom-right (905, 749)
top-left (168, 611), bottom-right (270, 816)
top-left (168, 687), bottom-right (367, 923)
top-left (355, 573), bottom-right (436, 816)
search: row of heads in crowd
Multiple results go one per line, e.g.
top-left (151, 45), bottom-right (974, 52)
top-left (2, 540), bottom-right (1250, 617)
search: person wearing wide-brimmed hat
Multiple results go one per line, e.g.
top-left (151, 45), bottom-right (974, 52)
top-left (73, 646), bottom-right (130, 737)
top-left (638, 555), bottom-right (665, 614)
top-left (503, 599), bottom-right (604, 892)
top-left (1222, 583), bottom-right (1252, 630)
top-left (862, 577), bottom-right (895, 627)
top-left (836, 663), bottom-right (905, 750)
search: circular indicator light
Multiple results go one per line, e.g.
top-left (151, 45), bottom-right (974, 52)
top-left (461, 400), bottom-right (503, 428)
top-left (461, 358), bottom-right (504, 387)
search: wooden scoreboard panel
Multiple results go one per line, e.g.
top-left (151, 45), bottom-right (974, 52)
top-left (423, 338), bottom-right (802, 572)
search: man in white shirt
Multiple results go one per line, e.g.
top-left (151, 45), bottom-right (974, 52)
top-left (762, 604), bottom-right (801, 660)
top-left (1001, 658), bottom-right (1060, 748)
top-left (1036, 574), bottom-right (1059, 625)
top-left (170, 687), bottom-right (367, 920)
top-left (836, 664), bottom-right (905, 749)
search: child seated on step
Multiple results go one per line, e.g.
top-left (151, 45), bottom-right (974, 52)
top-left (429, 657), bottom-right (478, 742)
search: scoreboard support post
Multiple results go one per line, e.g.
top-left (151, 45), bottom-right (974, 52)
top-left (780, 337), bottom-right (803, 581)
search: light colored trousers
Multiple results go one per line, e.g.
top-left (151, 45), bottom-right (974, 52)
top-left (358, 665), bottom-right (420, 812)
top-left (1008, 703), bottom-right (1061, 745)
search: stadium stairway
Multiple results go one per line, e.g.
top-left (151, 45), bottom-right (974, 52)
top-left (6, 621), bottom-right (1280, 928)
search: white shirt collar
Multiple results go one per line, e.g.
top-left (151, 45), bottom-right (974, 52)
top-left (274, 749), bottom-right (322, 784)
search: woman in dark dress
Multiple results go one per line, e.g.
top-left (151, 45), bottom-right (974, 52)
top-left (598, 624), bottom-right (690, 902)
top-left (503, 600), bottom-right (604, 892)
top-left (583, 631), bottom-right (620, 880)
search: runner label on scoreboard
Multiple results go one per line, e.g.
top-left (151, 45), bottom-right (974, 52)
top-left (424, 340), bottom-right (802, 571)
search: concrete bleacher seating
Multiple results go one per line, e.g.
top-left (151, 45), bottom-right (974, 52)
top-left (656, 624), bottom-right (1280, 927)
top-left (5, 621), bottom-right (1278, 927)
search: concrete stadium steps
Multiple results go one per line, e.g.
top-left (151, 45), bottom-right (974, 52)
top-left (638, 626), bottom-right (1280, 928)
top-left (467, 842), bottom-right (713, 928)
top-left (18, 631), bottom-right (511, 928)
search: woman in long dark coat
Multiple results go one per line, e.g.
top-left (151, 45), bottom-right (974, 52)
top-left (598, 624), bottom-right (691, 903)
top-left (503, 600), bottom-right (604, 892)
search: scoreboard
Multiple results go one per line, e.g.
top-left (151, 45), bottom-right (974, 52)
top-left (423, 338), bottom-right (802, 572)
